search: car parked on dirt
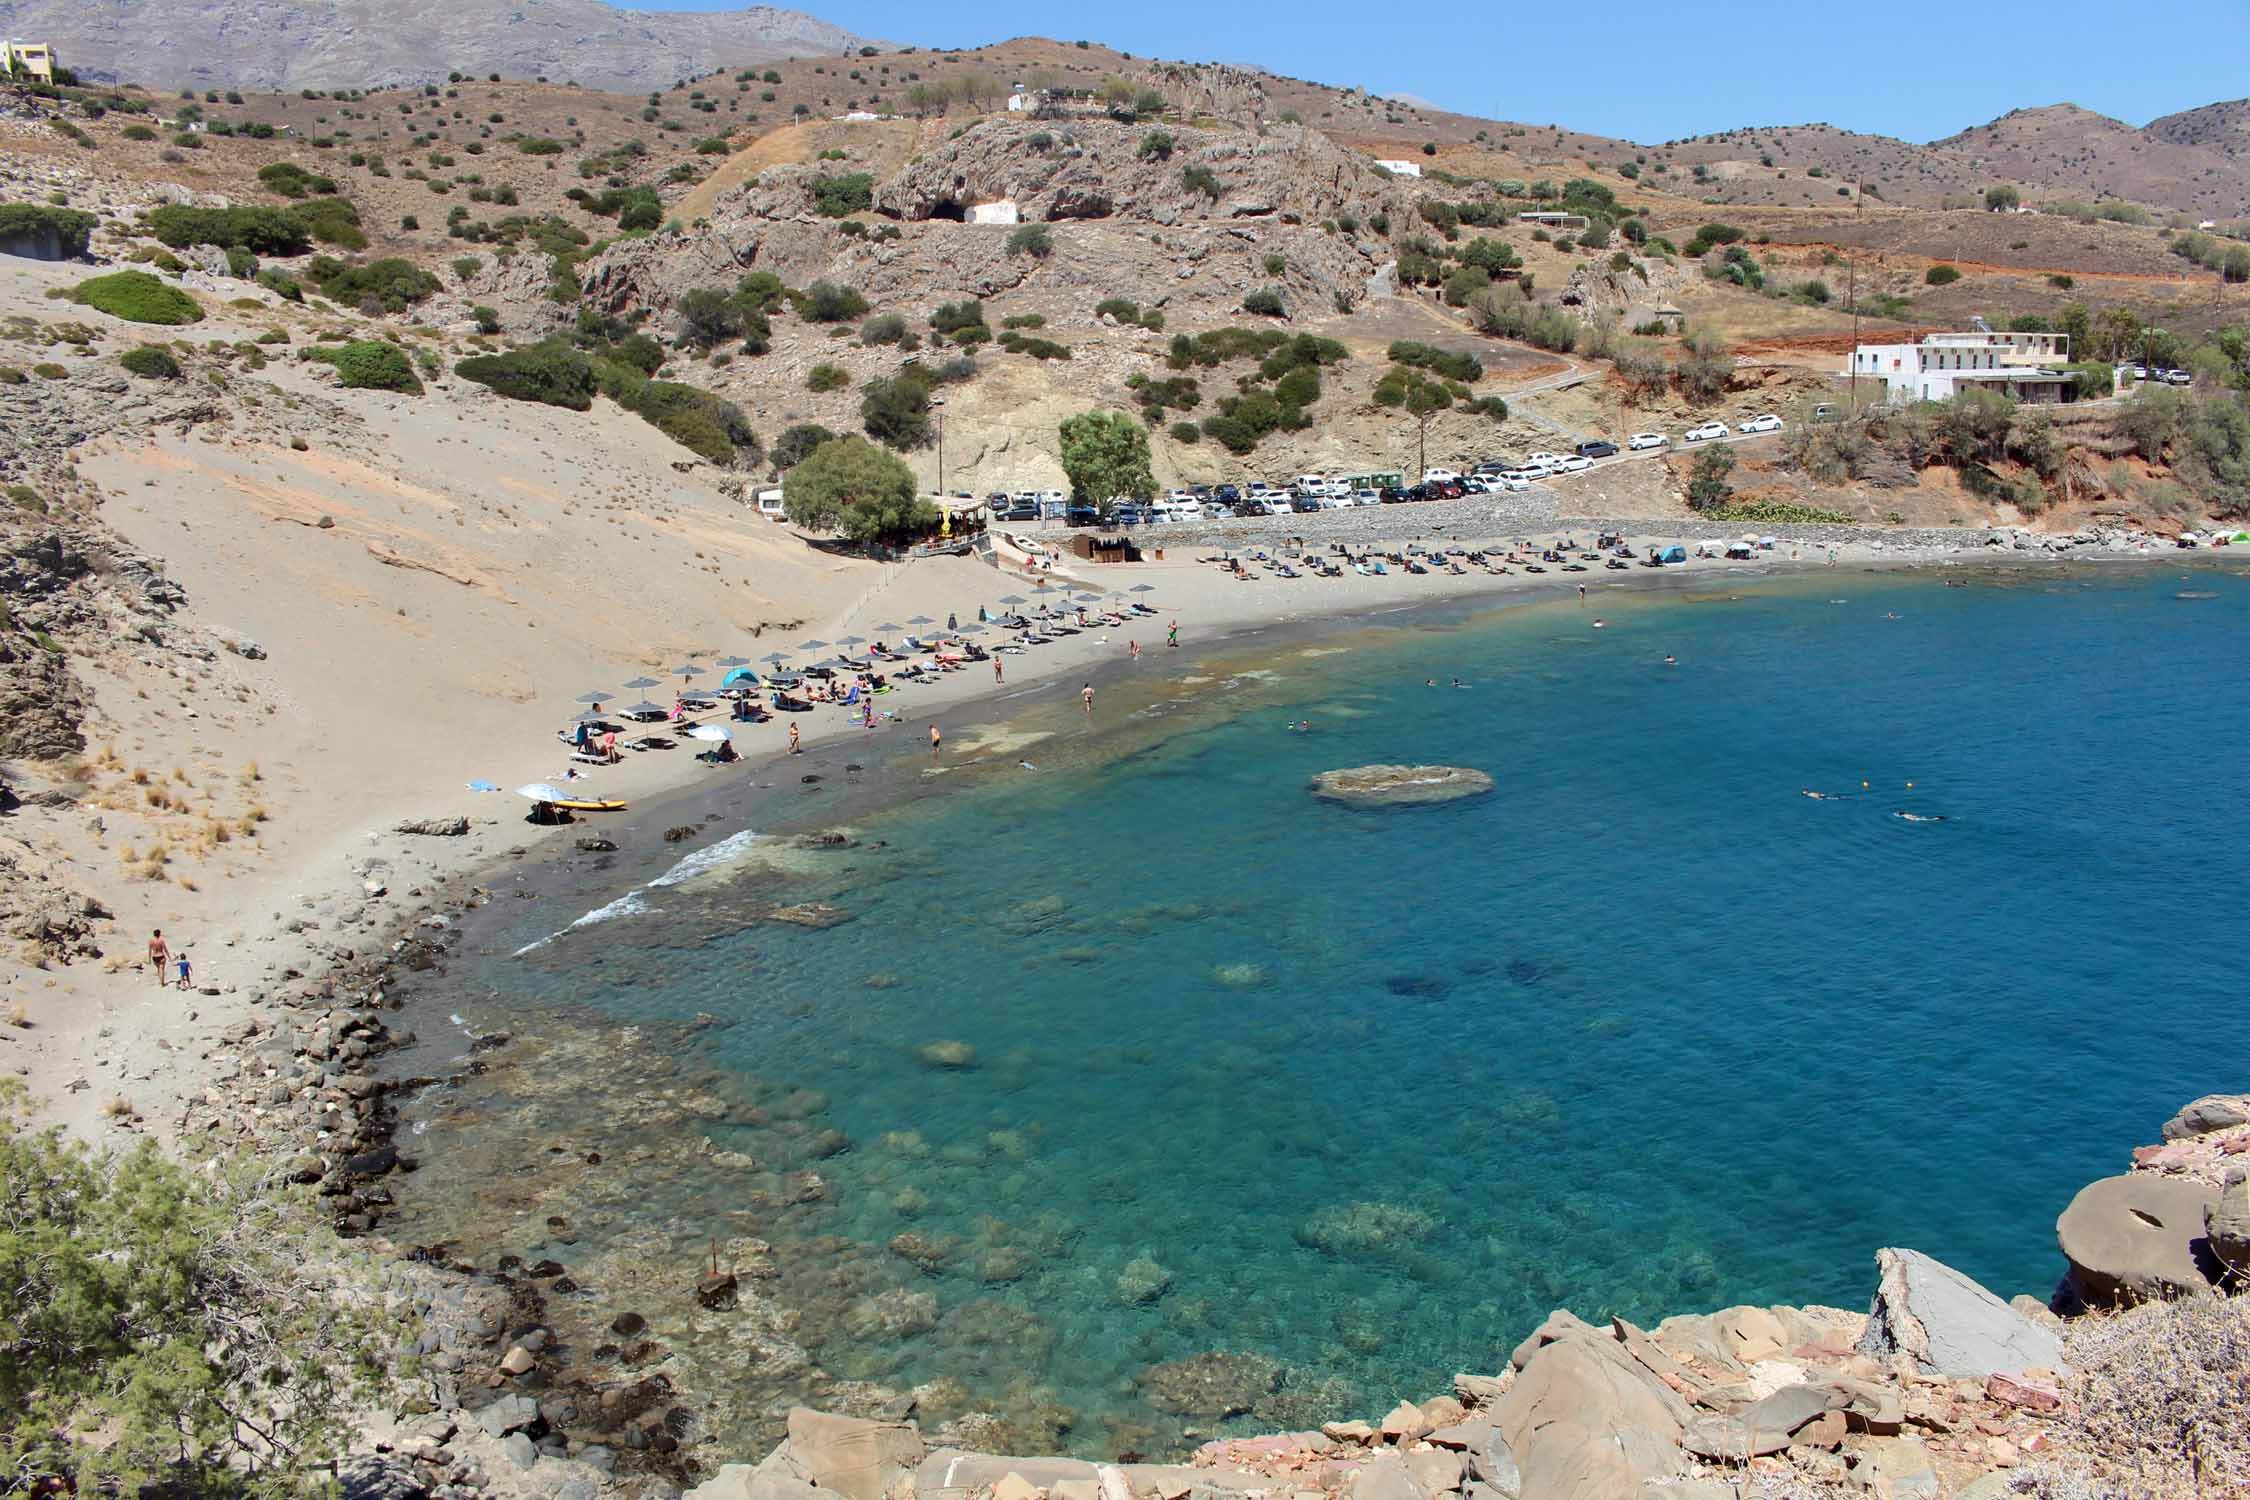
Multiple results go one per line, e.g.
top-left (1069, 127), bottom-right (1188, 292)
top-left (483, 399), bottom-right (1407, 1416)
top-left (1684, 421), bottom-right (1730, 443)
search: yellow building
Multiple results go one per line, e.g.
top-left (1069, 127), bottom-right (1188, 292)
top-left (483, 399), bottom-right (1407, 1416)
top-left (3, 42), bottom-right (56, 84)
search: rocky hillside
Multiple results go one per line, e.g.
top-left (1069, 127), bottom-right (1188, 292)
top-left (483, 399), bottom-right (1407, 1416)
top-left (0, 0), bottom-right (879, 93)
top-left (2145, 97), bottom-right (2250, 157)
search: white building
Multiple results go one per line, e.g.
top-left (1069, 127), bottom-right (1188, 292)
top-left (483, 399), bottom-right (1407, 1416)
top-left (1848, 330), bottom-right (2080, 404)
top-left (1374, 159), bottom-right (1423, 178)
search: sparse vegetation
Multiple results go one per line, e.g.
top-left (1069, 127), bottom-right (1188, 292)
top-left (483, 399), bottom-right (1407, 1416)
top-left (119, 344), bottom-right (182, 379)
top-left (304, 340), bottom-right (423, 394)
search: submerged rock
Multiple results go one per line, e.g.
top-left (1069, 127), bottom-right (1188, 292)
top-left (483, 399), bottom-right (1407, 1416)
top-left (1139, 1350), bottom-right (1282, 1417)
top-left (1116, 1254), bottom-right (1173, 1305)
top-left (915, 1039), bottom-right (977, 1070)
top-left (1310, 764), bottom-right (1494, 807)
top-left (769, 902), bottom-right (853, 928)
top-left (1295, 1200), bottom-right (1438, 1260)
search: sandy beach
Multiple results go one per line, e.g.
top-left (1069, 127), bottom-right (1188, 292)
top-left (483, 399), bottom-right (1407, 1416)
top-left (4, 483), bottom-right (2174, 1149)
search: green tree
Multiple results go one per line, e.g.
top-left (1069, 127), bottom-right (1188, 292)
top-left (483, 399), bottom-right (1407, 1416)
top-left (1058, 411), bottom-right (1154, 513)
top-left (771, 422), bottom-right (837, 470)
top-left (2056, 300), bottom-right (2093, 357)
top-left (859, 369), bottom-right (935, 448)
top-left (781, 435), bottom-right (933, 539)
top-left (1686, 443), bottom-right (1736, 511)
top-left (0, 1081), bottom-right (382, 1496)
top-left (2091, 305), bottom-right (2145, 363)
top-left (1984, 184), bottom-right (2021, 212)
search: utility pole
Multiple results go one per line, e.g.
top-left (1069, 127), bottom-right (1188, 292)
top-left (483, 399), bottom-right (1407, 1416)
top-left (1847, 177), bottom-right (1864, 412)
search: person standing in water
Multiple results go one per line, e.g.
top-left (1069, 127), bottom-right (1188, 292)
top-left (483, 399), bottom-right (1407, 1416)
top-left (1167, 621), bottom-right (1180, 649)
top-left (994, 658), bottom-right (1004, 685)
top-left (1129, 639), bottom-right (1141, 661)
top-left (787, 721), bottom-right (802, 754)
top-left (1081, 683), bottom-right (1095, 716)
top-left (929, 724), bottom-right (942, 756)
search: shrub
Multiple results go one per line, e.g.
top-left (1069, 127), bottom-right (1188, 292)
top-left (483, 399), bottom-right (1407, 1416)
top-left (783, 435), bottom-right (930, 539)
top-left (860, 312), bottom-right (908, 345)
top-left (2049, 274), bottom-right (2075, 289)
top-left (1006, 221), bottom-right (1052, 258)
top-left (811, 172), bottom-right (874, 216)
top-left (305, 256), bottom-right (439, 311)
top-left (0, 203), bottom-right (98, 257)
top-left (68, 271), bottom-right (202, 325)
top-left (1924, 264), bottom-right (1961, 285)
top-left (149, 203), bottom-right (312, 255)
top-left (256, 268), bottom-right (303, 302)
top-left (771, 422), bottom-right (838, 470)
top-left (256, 161), bottom-right (336, 198)
top-left (806, 362), bottom-right (851, 392)
top-left (1389, 341), bottom-right (1481, 382)
top-left (860, 369), bottom-right (935, 449)
top-left (799, 280), bottom-right (870, 323)
top-left (617, 377), bottom-right (760, 464)
top-left (930, 299), bottom-right (987, 336)
top-left (472, 305), bottom-right (500, 334)
top-left (1243, 288), bottom-right (1285, 317)
top-left (455, 343), bottom-right (596, 408)
top-left (289, 195), bottom-right (367, 249)
top-left (32, 363), bottom-right (67, 379)
top-left (1002, 313), bottom-right (1045, 330)
top-left (1686, 443), bottom-right (1736, 511)
top-left (1010, 336), bottom-right (1070, 360)
top-left (517, 136), bottom-right (565, 155)
top-left (121, 123), bottom-right (158, 141)
top-left (120, 344), bottom-right (182, 379)
top-left (1138, 129), bottom-right (1175, 161)
top-left (1181, 165), bottom-right (1222, 201)
top-left (305, 340), bottom-right (424, 393)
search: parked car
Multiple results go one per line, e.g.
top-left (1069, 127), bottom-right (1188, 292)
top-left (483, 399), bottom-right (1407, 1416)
top-left (998, 501), bottom-right (1038, 521)
top-left (1627, 432), bottom-right (1668, 451)
top-left (1064, 505), bottom-right (1099, 527)
top-left (1352, 488), bottom-right (1382, 506)
top-left (1260, 497), bottom-right (1293, 517)
top-left (1524, 451), bottom-right (1566, 467)
top-left (1214, 483), bottom-right (1241, 505)
top-left (1554, 455), bottom-right (1593, 474)
top-left (1684, 421), bottom-right (1730, 442)
top-left (1737, 413), bottom-right (1783, 434)
top-left (1490, 474), bottom-right (1531, 493)
top-left (1812, 404), bottom-right (1838, 421)
top-left (1421, 468), bottom-right (1461, 484)
top-left (2161, 369), bottom-right (2194, 386)
top-left (1110, 504), bottom-right (1146, 526)
top-left (1576, 440), bottom-right (1620, 459)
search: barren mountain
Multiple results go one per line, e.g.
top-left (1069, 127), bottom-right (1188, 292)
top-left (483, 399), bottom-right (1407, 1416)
top-left (0, 0), bottom-right (878, 93)
top-left (1934, 104), bottom-right (2248, 216)
top-left (2145, 98), bottom-right (2250, 157)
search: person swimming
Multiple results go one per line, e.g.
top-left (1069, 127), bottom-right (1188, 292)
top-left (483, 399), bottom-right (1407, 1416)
top-left (1893, 811), bottom-right (1947, 823)
top-left (1802, 789), bottom-right (1836, 800)
top-left (1663, 655), bottom-right (1677, 665)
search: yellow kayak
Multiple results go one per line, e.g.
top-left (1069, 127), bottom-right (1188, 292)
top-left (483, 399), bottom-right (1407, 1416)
top-left (553, 798), bottom-right (628, 812)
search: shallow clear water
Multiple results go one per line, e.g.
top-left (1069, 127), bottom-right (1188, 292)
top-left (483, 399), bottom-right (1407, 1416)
top-left (396, 563), bottom-right (2250, 1457)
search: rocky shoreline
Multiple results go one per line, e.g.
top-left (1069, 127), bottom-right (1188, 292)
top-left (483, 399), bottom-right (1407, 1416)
top-left (677, 1096), bottom-right (2247, 1500)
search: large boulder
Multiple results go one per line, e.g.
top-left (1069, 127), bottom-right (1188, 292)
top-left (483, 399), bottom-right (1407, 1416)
top-left (1856, 1247), bottom-right (2069, 1378)
top-left (2206, 1168), bottom-right (2250, 1286)
top-left (2056, 1174), bottom-right (2221, 1305)
top-left (1494, 1317), bottom-right (1687, 1500)
top-left (783, 1408), bottom-right (924, 1500)
top-left (2161, 1094), bottom-right (2250, 1140)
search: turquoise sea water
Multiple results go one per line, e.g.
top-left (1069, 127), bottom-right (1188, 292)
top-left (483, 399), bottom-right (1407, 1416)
top-left (396, 563), bottom-right (2250, 1457)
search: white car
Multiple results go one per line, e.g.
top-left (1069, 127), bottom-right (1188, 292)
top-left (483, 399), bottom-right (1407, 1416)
top-left (1517, 459), bottom-right (1558, 478)
top-left (1261, 497), bottom-right (1293, 517)
top-left (1352, 488), bottom-right (1382, 506)
top-left (1421, 468), bottom-right (1461, 484)
top-left (1736, 414), bottom-right (1783, 434)
top-left (1683, 421), bottom-right (1730, 443)
top-left (1524, 451), bottom-right (1566, 467)
top-left (1488, 475), bottom-right (1530, 493)
top-left (1317, 493), bottom-right (1352, 509)
top-left (1628, 432), bottom-right (1668, 451)
top-left (1553, 455), bottom-right (1593, 474)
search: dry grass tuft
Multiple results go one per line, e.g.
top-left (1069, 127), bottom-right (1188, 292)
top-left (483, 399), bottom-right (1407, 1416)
top-left (6, 1003), bottom-right (29, 1028)
top-left (2041, 1294), bottom-right (2250, 1498)
top-left (101, 1095), bottom-right (133, 1119)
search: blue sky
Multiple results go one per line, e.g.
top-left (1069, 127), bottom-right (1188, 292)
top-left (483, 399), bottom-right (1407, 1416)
top-left (625, 0), bottom-right (2250, 144)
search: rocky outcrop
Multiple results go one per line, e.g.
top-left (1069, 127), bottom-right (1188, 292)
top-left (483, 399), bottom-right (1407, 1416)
top-left (1309, 765), bottom-right (1494, 807)
top-left (1856, 1247), bottom-right (2068, 1378)
top-left (871, 120), bottom-right (1402, 230)
top-left (2204, 1169), bottom-right (2250, 1287)
top-left (2056, 1172), bottom-right (2222, 1305)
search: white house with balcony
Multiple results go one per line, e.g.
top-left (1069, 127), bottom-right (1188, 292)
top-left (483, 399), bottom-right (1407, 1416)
top-left (1848, 330), bottom-right (2081, 404)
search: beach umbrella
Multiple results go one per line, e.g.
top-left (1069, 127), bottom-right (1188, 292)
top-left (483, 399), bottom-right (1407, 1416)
top-left (573, 690), bottom-right (612, 705)
top-left (626, 700), bottom-right (666, 716)
top-left (998, 594), bottom-right (1027, 606)
top-left (838, 634), bottom-right (866, 647)
top-left (874, 621), bottom-right (905, 633)
top-left (906, 615), bottom-right (935, 625)
top-left (714, 655), bottom-right (751, 670)
top-left (572, 710), bottom-right (610, 724)
top-left (673, 663), bottom-right (705, 682)
top-left (622, 675), bottom-right (661, 691)
top-left (687, 724), bottom-right (732, 743)
top-left (516, 783), bottom-right (568, 803)
top-left (799, 638), bottom-right (830, 651)
top-left (956, 622), bottom-right (987, 635)
top-left (1130, 583), bottom-right (1156, 594)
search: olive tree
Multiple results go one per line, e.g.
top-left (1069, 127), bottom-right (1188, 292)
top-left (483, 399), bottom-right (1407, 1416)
top-left (782, 435), bottom-right (935, 541)
top-left (1057, 411), bottom-right (1154, 513)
